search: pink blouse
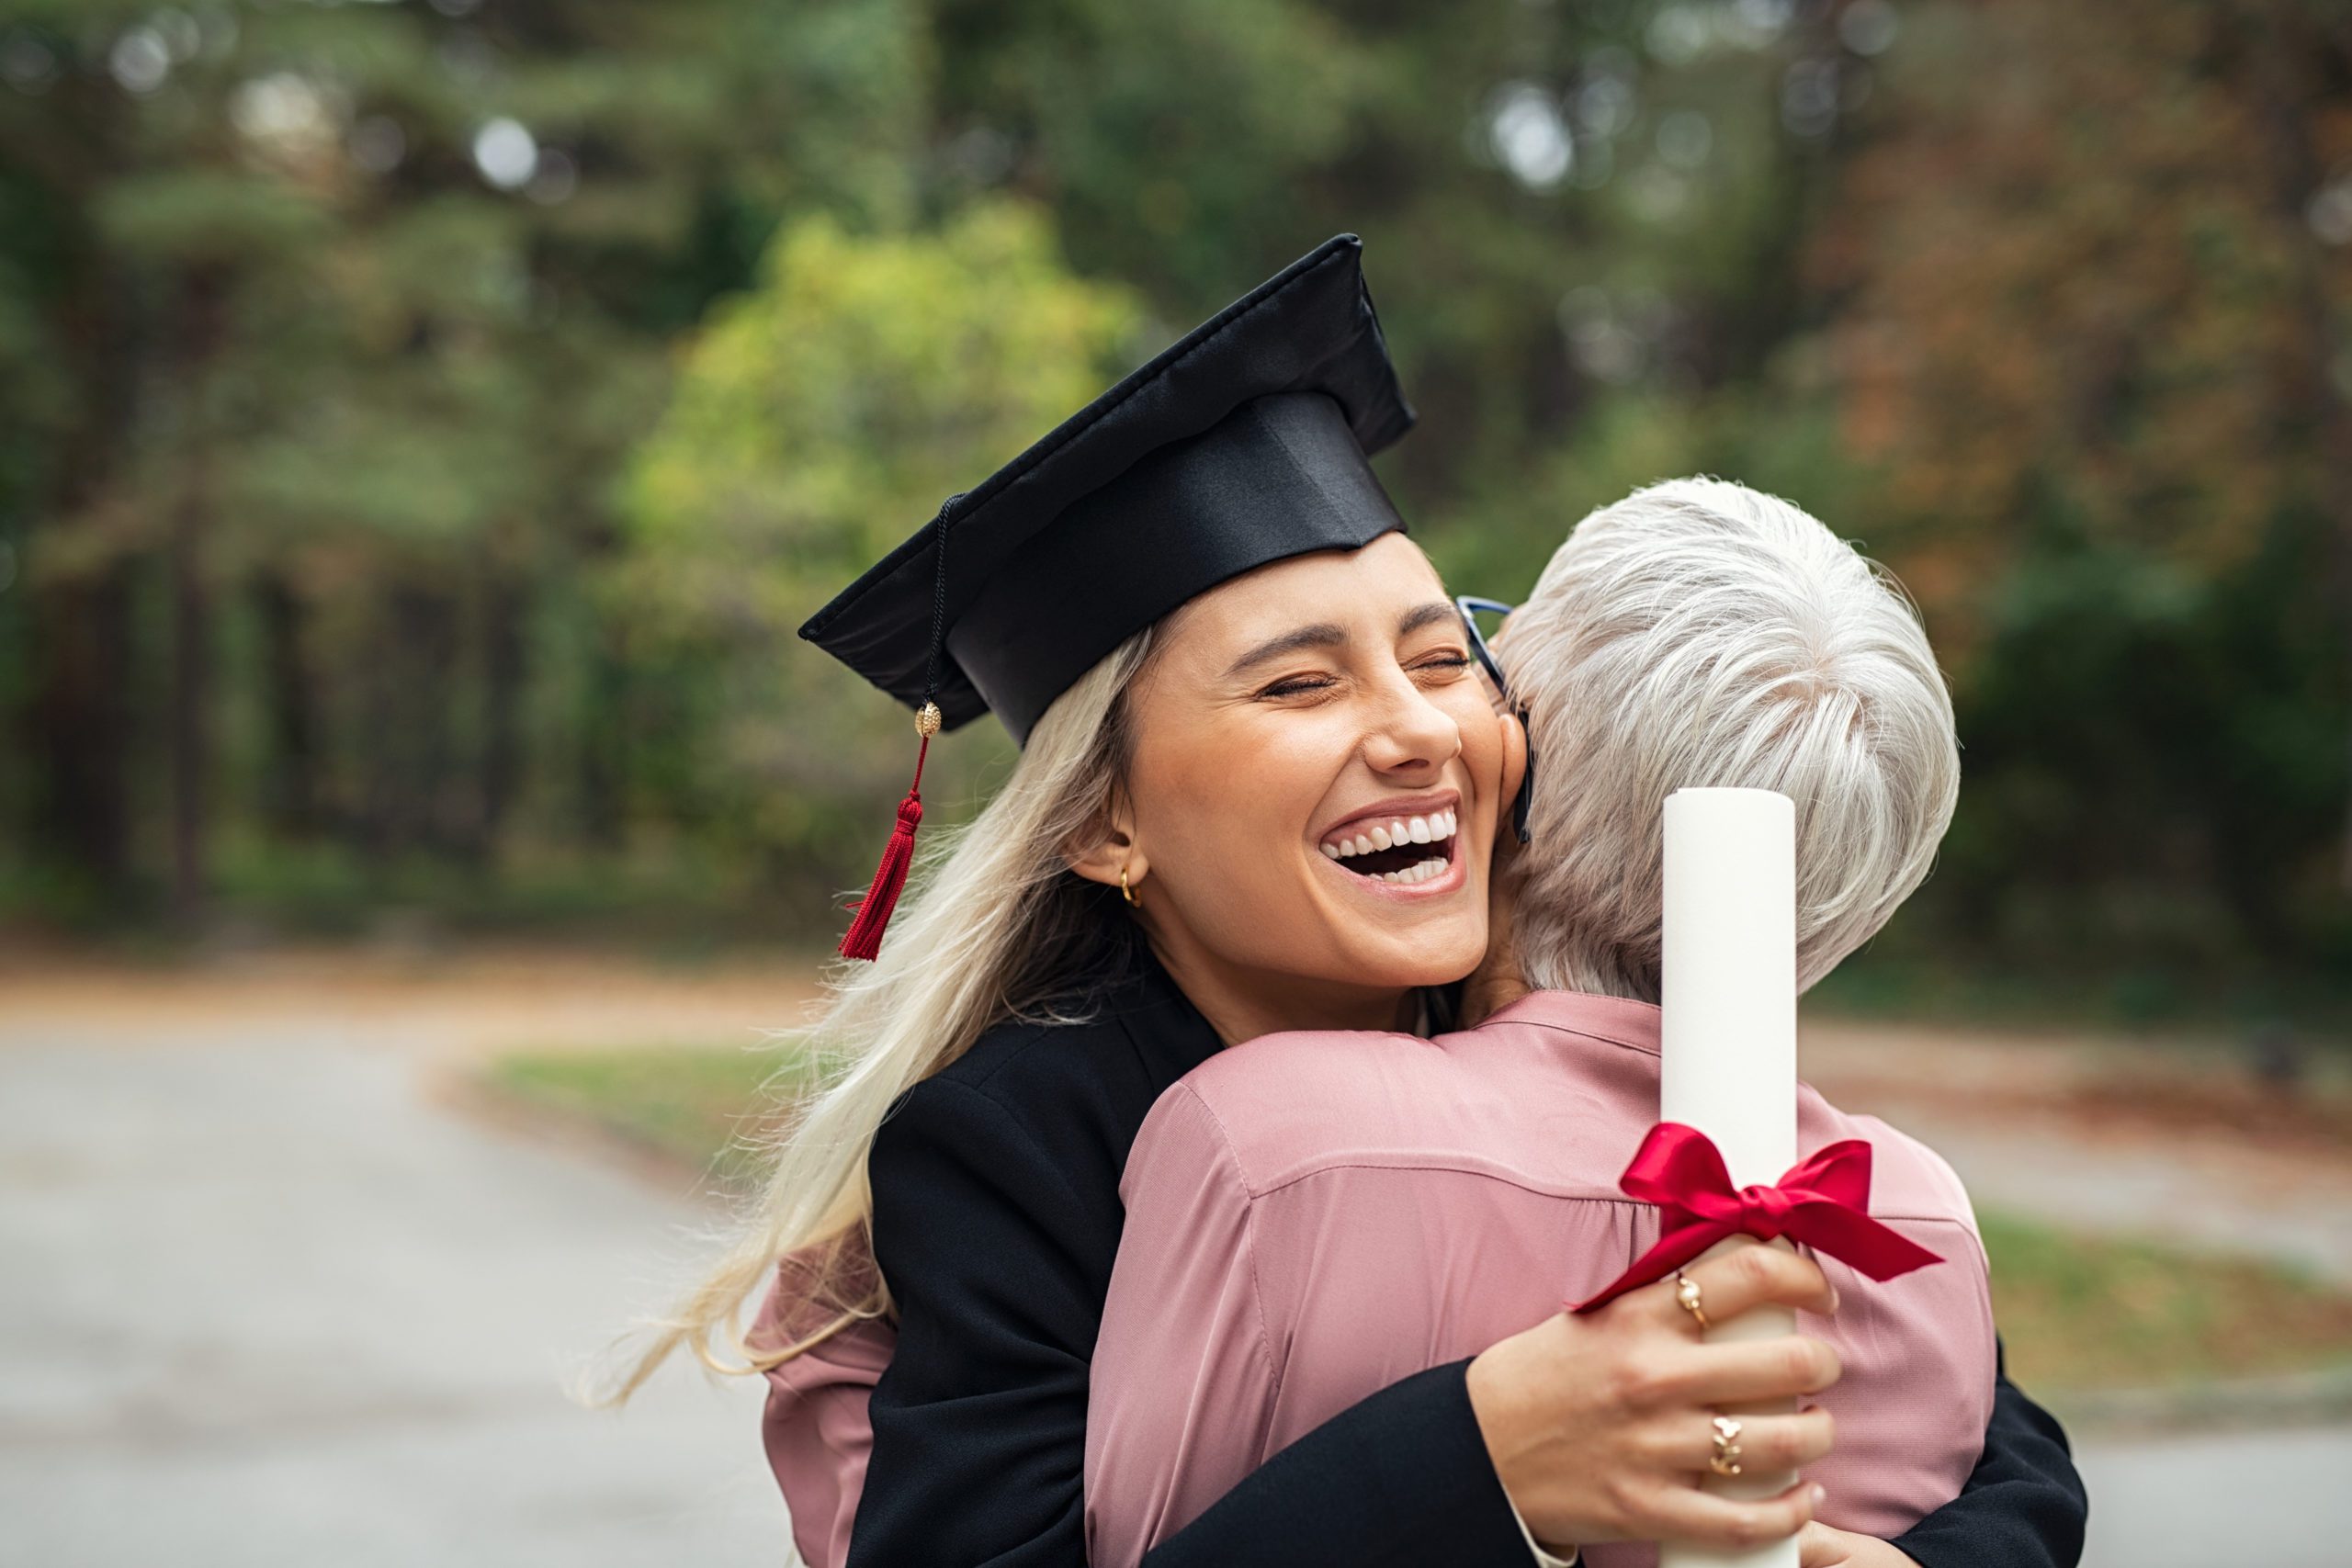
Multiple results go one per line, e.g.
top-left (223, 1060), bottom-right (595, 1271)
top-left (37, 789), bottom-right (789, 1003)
top-left (751, 1237), bottom-right (892, 1568)
top-left (1081, 989), bottom-right (1996, 1568)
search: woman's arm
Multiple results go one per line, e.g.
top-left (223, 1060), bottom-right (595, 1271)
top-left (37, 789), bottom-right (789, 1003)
top-left (1084, 1080), bottom-right (1549, 1566)
top-left (847, 1075), bottom-right (1536, 1568)
top-left (753, 1254), bottom-right (892, 1568)
top-left (1885, 1342), bottom-right (2088, 1568)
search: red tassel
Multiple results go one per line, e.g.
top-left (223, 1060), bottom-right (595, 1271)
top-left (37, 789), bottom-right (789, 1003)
top-left (838, 715), bottom-right (935, 961)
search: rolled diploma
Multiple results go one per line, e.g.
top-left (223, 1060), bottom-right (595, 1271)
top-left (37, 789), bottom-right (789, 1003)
top-left (1659, 788), bottom-right (1799, 1568)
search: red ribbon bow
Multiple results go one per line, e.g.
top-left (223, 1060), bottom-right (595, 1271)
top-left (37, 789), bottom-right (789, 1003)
top-left (1571, 1122), bottom-right (1944, 1314)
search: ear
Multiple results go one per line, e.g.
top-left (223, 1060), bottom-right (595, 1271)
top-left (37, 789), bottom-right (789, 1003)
top-left (1065, 794), bottom-right (1148, 892)
top-left (1498, 707), bottom-right (1529, 810)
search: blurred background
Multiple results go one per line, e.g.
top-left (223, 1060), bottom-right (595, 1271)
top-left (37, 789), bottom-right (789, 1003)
top-left (3, 1), bottom-right (2349, 1564)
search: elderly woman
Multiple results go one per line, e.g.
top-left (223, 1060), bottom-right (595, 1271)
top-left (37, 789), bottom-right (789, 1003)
top-left (629, 241), bottom-right (2086, 1568)
top-left (1083, 478), bottom-right (2067, 1568)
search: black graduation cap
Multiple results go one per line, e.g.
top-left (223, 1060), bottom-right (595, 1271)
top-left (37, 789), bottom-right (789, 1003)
top-left (802, 233), bottom-right (1416, 957)
top-left (800, 232), bottom-right (1416, 748)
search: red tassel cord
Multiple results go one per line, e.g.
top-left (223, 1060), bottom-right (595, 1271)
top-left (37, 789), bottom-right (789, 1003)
top-left (841, 508), bottom-right (953, 962)
top-left (838, 703), bottom-right (941, 961)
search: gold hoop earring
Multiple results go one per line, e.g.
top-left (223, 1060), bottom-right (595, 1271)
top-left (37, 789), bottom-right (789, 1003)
top-left (1120, 864), bottom-right (1142, 908)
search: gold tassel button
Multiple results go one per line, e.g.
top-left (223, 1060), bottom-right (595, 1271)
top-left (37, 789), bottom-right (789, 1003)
top-left (915, 701), bottom-right (943, 738)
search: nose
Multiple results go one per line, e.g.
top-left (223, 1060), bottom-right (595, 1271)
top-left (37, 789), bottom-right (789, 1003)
top-left (1361, 666), bottom-right (1463, 779)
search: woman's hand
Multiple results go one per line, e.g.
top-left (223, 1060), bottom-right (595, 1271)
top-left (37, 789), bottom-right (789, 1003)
top-left (1465, 1245), bottom-right (1843, 1552)
top-left (1798, 1521), bottom-right (1922, 1568)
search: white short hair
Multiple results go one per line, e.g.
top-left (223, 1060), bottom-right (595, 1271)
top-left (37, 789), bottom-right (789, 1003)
top-left (1495, 477), bottom-right (1959, 1001)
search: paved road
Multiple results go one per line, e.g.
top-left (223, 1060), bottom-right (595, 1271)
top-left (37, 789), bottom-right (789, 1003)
top-left (1893, 1111), bottom-right (2352, 1288)
top-left (2, 989), bottom-right (2344, 1565)
top-left (0, 1031), bottom-right (783, 1566)
top-left (2077, 1425), bottom-right (2352, 1568)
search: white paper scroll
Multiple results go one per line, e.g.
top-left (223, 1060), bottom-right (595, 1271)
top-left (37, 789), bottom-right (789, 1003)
top-left (1659, 788), bottom-right (1799, 1568)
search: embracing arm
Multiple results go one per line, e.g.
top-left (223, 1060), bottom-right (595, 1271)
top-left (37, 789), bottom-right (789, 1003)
top-left (1087, 1081), bottom-right (1568, 1566)
top-left (847, 1077), bottom-right (1536, 1568)
top-left (1886, 1342), bottom-right (2087, 1568)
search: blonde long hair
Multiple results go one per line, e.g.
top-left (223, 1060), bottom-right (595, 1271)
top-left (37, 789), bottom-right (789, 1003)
top-left (605, 627), bottom-right (1159, 1400)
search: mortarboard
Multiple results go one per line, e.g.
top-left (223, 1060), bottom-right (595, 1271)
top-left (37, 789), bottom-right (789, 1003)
top-left (802, 232), bottom-right (1416, 957)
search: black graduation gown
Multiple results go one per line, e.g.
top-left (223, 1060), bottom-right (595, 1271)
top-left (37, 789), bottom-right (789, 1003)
top-left (848, 956), bottom-right (2088, 1568)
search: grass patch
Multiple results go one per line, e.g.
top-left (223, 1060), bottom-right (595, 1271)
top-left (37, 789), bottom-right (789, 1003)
top-left (479, 1042), bottom-right (2352, 1393)
top-left (1810, 952), bottom-right (2352, 1047)
top-left (481, 1041), bottom-right (805, 1190)
top-left (1983, 1211), bottom-right (2352, 1393)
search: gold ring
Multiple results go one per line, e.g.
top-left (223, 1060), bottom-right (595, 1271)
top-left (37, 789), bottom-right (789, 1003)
top-left (1673, 1270), bottom-right (1711, 1332)
top-left (1120, 865), bottom-right (1142, 908)
top-left (1709, 1414), bottom-right (1744, 1478)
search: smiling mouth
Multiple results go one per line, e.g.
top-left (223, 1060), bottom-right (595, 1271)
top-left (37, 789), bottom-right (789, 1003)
top-left (1317, 807), bottom-right (1460, 886)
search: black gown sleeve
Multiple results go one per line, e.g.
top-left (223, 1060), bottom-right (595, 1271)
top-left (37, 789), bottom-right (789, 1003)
top-left (1890, 1341), bottom-right (2089, 1568)
top-left (847, 1075), bottom-right (1533, 1568)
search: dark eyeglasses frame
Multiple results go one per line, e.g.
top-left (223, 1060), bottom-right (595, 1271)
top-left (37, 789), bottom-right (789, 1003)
top-left (1454, 595), bottom-right (1535, 844)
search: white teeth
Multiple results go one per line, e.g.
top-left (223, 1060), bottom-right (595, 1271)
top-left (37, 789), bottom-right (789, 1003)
top-left (1318, 807), bottom-right (1461, 863)
top-left (1325, 840), bottom-right (1453, 884)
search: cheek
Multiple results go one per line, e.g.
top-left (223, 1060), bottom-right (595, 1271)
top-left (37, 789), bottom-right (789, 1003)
top-left (1136, 727), bottom-right (1334, 912)
top-left (1149, 736), bottom-right (1315, 865)
top-left (1440, 690), bottom-right (1507, 795)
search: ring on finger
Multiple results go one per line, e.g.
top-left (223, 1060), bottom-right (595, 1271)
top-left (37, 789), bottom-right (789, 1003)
top-left (1673, 1269), bottom-right (1711, 1333)
top-left (1708, 1414), bottom-right (1744, 1478)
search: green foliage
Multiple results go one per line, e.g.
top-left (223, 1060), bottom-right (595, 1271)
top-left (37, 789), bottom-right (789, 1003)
top-left (2, 0), bottom-right (2346, 1012)
top-left (1802, 0), bottom-right (2352, 989)
top-left (614, 203), bottom-right (1143, 874)
top-left (0, 0), bottom-right (928, 910)
top-left (626, 203), bottom-right (1144, 618)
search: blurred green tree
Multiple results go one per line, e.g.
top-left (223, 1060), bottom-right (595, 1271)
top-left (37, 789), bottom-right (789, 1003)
top-left (2, 0), bottom-right (2343, 1015)
top-left (0, 0), bottom-right (922, 919)
top-left (614, 201), bottom-right (1142, 897)
top-left (921, 0), bottom-right (1826, 507)
top-left (1805, 0), bottom-right (2352, 988)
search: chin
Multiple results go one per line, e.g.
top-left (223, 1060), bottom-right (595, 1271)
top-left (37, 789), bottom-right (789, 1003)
top-left (1354, 924), bottom-right (1487, 991)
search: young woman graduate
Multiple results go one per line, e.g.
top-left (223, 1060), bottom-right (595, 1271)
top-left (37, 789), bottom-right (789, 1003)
top-left (616, 237), bottom-right (2087, 1568)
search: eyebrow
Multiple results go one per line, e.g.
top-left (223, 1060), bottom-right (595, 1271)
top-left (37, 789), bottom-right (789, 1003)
top-left (1222, 602), bottom-right (1464, 681)
top-left (1225, 622), bottom-right (1347, 679)
top-left (1398, 600), bottom-right (1459, 637)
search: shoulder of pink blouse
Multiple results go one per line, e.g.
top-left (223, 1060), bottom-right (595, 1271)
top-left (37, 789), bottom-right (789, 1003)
top-left (749, 1235), bottom-right (897, 1568)
top-left (1155, 1007), bottom-right (1664, 1204)
top-left (1825, 1104), bottom-right (1981, 1229)
top-left (1172, 1000), bottom-right (1986, 1232)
